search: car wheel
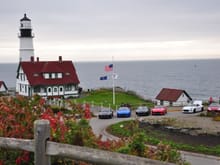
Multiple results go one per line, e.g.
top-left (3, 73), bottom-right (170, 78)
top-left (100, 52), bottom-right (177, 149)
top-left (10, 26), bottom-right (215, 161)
top-left (193, 109), bottom-right (196, 113)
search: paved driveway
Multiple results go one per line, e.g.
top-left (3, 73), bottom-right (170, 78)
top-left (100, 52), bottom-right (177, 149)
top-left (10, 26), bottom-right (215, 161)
top-left (89, 109), bottom-right (220, 165)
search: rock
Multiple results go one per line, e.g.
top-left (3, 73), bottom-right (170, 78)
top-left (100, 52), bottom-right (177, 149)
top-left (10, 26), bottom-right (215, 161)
top-left (180, 128), bottom-right (189, 134)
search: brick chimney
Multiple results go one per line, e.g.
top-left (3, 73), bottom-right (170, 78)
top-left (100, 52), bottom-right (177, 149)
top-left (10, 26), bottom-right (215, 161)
top-left (30, 56), bottom-right (34, 62)
top-left (59, 56), bottom-right (62, 62)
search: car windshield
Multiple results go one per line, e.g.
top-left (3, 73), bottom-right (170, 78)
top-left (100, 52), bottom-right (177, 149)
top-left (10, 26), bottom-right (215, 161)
top-left (209, 103), bottom-right (220, 107)
top-left (138, 106), bottom-right (147, 110)
top-left (119, 107), bottom-right (129, 111)
top-left (155, 106), bottom-right (164, 108)
top-left (100, 109), bottom-right (111, 112)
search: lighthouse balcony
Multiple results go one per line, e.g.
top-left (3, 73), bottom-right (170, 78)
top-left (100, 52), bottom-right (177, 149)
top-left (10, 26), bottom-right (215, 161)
top-left (18, 33), bottom-right (34, 38)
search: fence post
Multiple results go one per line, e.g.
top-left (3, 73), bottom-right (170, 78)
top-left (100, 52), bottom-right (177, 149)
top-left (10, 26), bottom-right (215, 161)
top-left (34, 120), bottom-right (51, 165)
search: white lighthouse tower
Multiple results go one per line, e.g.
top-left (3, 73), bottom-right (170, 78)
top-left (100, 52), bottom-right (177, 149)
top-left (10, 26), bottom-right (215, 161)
top-left (18, 14), bottom-right (34, 61)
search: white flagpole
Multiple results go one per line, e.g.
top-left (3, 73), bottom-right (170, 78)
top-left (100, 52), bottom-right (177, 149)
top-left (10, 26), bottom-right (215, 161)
top-left (112, 56), bottom-right (115, 105)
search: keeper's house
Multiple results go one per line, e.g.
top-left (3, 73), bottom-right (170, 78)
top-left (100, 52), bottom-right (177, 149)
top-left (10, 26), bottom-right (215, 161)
top-left (16, 56), bottom-right (80, 98)
top-left (0, 81), bottom-right (8, 93)
top-left (155, 88), bottom-right (192, 106)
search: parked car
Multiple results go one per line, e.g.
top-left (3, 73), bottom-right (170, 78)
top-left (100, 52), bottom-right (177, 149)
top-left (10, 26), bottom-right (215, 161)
top-left (98, 108), bottom-right (113, 119)
top-left (135, 106), bottom-right (150, 116)
top-left (207, 103), bottom-right (220, 112)
top-left (151, 106), bottom-right (167, 115)
top-left (116, 107), bottom-right (131, 117)
top-left (182, 100), bottom-right (204, 113)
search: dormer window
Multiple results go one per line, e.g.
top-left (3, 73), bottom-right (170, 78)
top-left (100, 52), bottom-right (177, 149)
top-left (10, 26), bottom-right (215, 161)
top-left (44, 73), bottom-right (49, 79)
top-left (52, 73), bottom-right (55, 79)
top-left (43, 73), bottom-right (62, 79)
top-left (58, 73), bottom-right (62, 78)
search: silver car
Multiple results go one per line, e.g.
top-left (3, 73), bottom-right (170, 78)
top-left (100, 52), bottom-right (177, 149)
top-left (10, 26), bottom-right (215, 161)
top-left (98, 108), bottom-right (113, 119)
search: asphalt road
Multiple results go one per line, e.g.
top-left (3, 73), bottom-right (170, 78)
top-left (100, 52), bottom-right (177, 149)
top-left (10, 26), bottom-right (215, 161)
top-left (89, 110), bottom-right (220, 165)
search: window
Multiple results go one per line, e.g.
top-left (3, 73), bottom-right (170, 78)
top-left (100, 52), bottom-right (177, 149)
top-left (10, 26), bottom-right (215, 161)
top-left (58, 73), bottom-right (62, 78)
top-left (65, 85), bottom-right (72, 91)
top-left (53, 87), bottom-right (58, 92)
top-left (43, 73), bottom-right (62, 79)
top-left (20, 73), bottom-right (25, 81)
top-left (34, 87), bottom-right (40, 93)
top-left (44, 73), bottom-right (49, 79)
top-left (52, 73), bottom-right (55, 79)
top-left (59, 87), bottom-right (63, 92)
top-left (48, 87), bottom-right (51, 93)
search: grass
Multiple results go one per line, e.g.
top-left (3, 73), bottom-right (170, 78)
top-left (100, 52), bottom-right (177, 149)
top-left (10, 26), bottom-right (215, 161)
top-left (73, 88), bottom-right (154, 110)
top-left (106, 120), bottom-right (140, 137)
top-left (108, 120), bottom-right (220, 156)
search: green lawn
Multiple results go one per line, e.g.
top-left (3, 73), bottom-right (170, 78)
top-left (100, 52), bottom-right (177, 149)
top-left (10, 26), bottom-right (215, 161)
top-left (73, 88), bottom-right (154, 110)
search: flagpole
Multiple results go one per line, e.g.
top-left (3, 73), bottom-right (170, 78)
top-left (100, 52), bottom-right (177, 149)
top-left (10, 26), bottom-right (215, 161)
top-left (112, 56), bottom-right (115, 105)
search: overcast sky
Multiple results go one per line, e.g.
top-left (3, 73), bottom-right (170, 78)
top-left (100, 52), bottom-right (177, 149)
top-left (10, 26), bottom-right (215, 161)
top-left (1, 0), bottom-right (220, 62)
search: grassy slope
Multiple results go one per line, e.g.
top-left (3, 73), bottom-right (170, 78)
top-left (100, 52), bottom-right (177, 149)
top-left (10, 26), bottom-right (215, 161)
top-left (74, 89), bottom-right (154, 110)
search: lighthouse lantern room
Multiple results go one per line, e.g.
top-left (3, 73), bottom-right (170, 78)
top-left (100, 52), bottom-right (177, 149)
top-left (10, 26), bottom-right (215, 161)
top-left (19, 14), bottom-right (34, 61)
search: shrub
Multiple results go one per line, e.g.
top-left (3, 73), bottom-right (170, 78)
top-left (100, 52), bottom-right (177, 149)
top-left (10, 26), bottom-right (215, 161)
top-left (0, 96), bottom-right (126, 164)
top-left (129, 132), bottom-right (146, 157)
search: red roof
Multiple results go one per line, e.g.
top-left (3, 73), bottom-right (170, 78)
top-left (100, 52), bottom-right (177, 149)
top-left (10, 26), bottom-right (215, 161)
top-left (17, 60), bottom-right (80, 86)
top-left (156, 88), bottom-right (192, 102)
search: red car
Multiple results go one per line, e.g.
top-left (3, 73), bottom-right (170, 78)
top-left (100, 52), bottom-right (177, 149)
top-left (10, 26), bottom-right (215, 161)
top-left (151, 106), bottom-right (167, 115)
top-left (207, 103), bottom-right (220, 112)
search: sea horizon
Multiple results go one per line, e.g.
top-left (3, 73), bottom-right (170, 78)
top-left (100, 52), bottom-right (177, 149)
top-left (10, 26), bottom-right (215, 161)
top-left (1, 59), bottom-right (220, 101)
top-left (1, 57), bottom-right (220, 64)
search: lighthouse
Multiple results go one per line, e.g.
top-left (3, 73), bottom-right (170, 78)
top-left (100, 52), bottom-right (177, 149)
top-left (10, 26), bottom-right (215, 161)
top-left (18, 14), bottom-right (34, 61)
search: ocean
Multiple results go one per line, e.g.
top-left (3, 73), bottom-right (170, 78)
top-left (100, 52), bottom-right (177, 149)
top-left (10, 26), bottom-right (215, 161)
top-left (1, 59), bottom-right (220, 101)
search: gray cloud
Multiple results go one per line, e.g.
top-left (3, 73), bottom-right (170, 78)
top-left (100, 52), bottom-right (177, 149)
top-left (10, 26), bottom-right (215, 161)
top-left (1, 0), bottom-right (220, 41)
top-left (1, 0), bottom-right (220, 62)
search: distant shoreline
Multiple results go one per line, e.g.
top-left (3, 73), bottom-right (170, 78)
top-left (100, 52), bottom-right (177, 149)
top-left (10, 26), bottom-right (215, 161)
top-left (1, 58), bottom-right (220, 64)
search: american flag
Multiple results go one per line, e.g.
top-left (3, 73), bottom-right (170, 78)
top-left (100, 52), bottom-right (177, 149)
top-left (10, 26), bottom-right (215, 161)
top-left (105, 64), bottom-right (113, 72)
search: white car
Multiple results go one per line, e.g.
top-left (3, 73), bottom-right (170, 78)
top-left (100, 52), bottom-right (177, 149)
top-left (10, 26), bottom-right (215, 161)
top-left (182, 100), bottom-right (204, 113)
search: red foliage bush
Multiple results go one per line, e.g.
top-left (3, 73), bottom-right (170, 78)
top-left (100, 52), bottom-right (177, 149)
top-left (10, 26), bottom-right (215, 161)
top-left (0, 96), bottom-right (125, 164)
